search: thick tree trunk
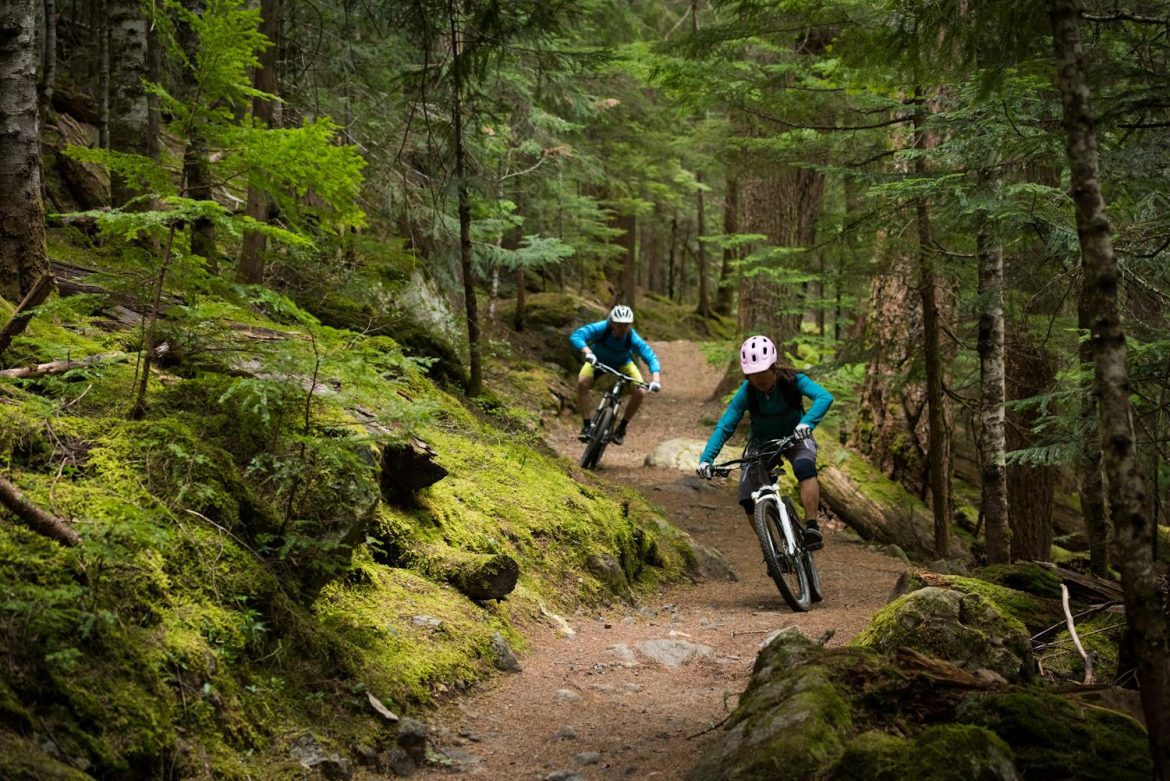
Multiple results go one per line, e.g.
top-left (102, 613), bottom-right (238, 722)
top-left (1047, 1), bottom-right (1170, 775)
top-left (714, 175), bottom-right (737, 316)
top-left (850, 223), bottom-right (928, 496)
top-left (107, 0), bottom-right (151, 208)
top-left (614, 211), bottom-right (636, 307)
top-left (977, 216), bottom-right (1010, 564)
top-left (0, 0), bottom-right (50, 302)
top-left (1005, 333), bottom-right (1056, 562)
top-left (239, 0), bottom-right (280, 283)
top-left (913, 96), bottom-right (950, 557)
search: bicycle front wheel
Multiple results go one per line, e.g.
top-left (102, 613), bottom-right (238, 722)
top-left (782, 496), bottom-right (823, 604)
top-left (579, 406), bottom-right (614, 469)
top-left (755, 499), bottom-right (812, 612)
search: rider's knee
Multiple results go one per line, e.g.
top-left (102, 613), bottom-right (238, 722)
top-left (792, 458), bottom-right (818, 481)
top-left (577, 376), bottom-right (593, 390)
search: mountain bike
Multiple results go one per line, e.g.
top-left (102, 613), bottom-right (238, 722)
top-left (713, 435), bottom-right (823, 611)
top-left (579, 361), bottom-right (650, 470)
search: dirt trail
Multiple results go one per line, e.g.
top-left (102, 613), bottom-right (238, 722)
top-left (415, 341), bottom-right (908, 780)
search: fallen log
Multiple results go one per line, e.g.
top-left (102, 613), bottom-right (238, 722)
top-left (415, 544), bottom-right (519, 601)
top-left (819, 462), bottom-right (939, 557)
top-left (0, 352), bottom-right (128, 379)
top-left (0, 473), bottom-right (80, 546)
top-left (380, 438), bottom-right (449, 505)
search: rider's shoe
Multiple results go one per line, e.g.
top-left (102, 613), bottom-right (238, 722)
top-left (610, 419), bottom-right (628, 445)
top-left (578, 422), bottom-right (593, 441)
top-left (802, 520), bottom-right (823, 551)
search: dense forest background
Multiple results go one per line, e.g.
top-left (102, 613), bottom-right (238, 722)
top-left (1, 0), bottom-right (1169, 777)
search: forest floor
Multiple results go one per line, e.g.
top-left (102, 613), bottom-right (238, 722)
top-left (414, 341), bottom-right (910, 780)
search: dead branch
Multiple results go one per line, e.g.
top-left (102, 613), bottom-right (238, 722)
top-left (0, 273), bottom-right (56, 357)
top-left (1062, 583), bottom-right (1095, 685)
top-left (0, 472), bottom-right (80, 546)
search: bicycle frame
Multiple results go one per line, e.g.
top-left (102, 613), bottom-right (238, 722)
top-left (578, 361), bottom-right (650, 469)
top-left (713, 434), bottom-right (821, 611)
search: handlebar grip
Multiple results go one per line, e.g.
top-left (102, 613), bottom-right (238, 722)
top-left (713, 467), bottom-right (731, 477)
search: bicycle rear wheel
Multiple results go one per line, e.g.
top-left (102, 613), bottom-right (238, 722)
top-left (755, 499), bottom-right (812, 612)
top-left (579, 406), bottom-right (614, 469)
top-left (782, 496), bottom-right (823, 603)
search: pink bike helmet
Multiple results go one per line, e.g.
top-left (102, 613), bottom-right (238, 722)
top-left (740, 335), bottom-right (777, 374)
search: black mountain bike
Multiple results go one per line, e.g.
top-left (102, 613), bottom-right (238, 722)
top-left (579, 361), bottom-right (650, 470)
top-left (714, 435), bottom-right (823, 612)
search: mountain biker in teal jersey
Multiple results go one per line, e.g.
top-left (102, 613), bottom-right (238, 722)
top-left (570, 304), bottom-right (662, 445)
top-left (696, 335), bottom-right (833, 550)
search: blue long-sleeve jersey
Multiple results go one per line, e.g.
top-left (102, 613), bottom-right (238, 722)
top-left (569, 320), bottom-right (661, 374)
top-left (700, 374), bottom-right (833, 464)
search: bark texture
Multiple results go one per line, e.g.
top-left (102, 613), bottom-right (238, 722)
top-left (107, 0), bottom-right (150, 207)
top-left (1005, 333), bottom-right (1056, 562)
top-left (977, 220), bottom-right (1009, 564)
top-left (0, 0), bottom-right (49, 302)
top-left (239, 0), bottom-right (280, 283)
top-left (1047, 1), bottom-right (1169, 775)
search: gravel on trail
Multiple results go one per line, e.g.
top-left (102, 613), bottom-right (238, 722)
top-left (414, 341), bottom-right (909, 780)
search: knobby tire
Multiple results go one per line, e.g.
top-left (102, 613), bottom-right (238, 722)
top-left (755, 498), bottom-right (812, 612)
top-left (783, 496), bottom-right (823, 603)
top-left (580, 406), bottom-right (614, 469)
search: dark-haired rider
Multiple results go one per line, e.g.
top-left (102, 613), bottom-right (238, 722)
top-left (570, 304), bottom-right (661, 445)
top-left (695, 335), bottom-right (833, 550)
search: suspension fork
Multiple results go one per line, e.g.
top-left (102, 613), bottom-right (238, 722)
top-left (752, 485), bottom-right (799, 555)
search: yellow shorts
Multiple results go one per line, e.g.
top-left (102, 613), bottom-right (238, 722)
top-left (579, 360), bottom-right (643, 384)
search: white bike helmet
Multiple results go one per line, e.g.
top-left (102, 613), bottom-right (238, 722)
top-left (740, 335), bottom-right (777, 374)
top-left (609, 304), bottom-right (634, 324)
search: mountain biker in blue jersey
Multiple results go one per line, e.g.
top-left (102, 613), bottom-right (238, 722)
top-left (696, 335), bottom-right (833, 550)
top-left (570, 304), bottom-right (662, 445)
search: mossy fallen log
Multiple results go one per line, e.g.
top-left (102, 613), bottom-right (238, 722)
top-left (415, 544), bottom-right (519, 601)
top-left (819, 463), bottom-right (938, 556)
top-left (380, 438), bottom-right (449, 505)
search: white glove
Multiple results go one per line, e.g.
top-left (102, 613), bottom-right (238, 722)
top-left (584, 352), bottom-right (598, 366)
top-left (696, 462), bottom-right (714, 480)
top-left (793, 423), bottom-right (812, 440)
top-left (648, 381), bottom-right (661, 393)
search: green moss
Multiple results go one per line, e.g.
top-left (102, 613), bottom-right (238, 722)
top-left (1038, 610), bottom-right (1125, 683)
top-left (973, 562), bottom-right (1063, 598)
top-left (957, 691), bottom-right (1152, 780)
top-left (0, 731), bottom-right (93, 781)
top-left (903, 724), bottom-right (1016, 781)
top-left (851, 587), bottom-right (1032, 681)
top-left (829, 730), bottom-right (910, 781)
top-left (916, 571), bottom-right (1060, 634)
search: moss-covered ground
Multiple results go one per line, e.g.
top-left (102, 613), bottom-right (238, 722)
top-left (0, 235), bottom-right (697, 779)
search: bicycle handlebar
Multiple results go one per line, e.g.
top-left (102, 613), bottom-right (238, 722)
top-left (592, 361), bottom-right (652, 390)
top-left (711, 434), bottom-right (801, 477)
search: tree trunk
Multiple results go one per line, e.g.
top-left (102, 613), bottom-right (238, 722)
top-left (0, 0), bottom-right (50, 302)
top-left (695, 171), bottom-right (710, 317)
top-left (97, 0), bottom-right (108, 150)
top-left (239, 0), bottom-right (280, 283)
top-left (1078, 294), bottom-right (1109, 575)
top-left (1005, 333), bottom-right (1056, 562)
top-left (37, 0), bottom-right (55, 113)
top-left (178, 0), bottom-right (216, 272)
top-left (850, 222), bottom-right (929, 497)
top-left (1047, 1), bottom-right (1169, 775)
top-left (976, 211), bottom-right (1009, 564)
top-left (615, 211), bottom-right (636, 307)
top-left (913, 94), bottom-right (950, 557)
top-left (107, 0), bottom-right (151, 208)
top-left (714, 175), bottom-right (737, 316)
top-left (449, 4), bottom-right (480, 396)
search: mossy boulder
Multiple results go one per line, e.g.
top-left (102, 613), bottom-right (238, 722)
top-left (852, 587), bottom-right (1033, 682)
top-left (956, 691), bottom-right (1152, 780)
top-left (689, 629), bottom-right (852, 781)
top-left (897, 571), bottom-right (1060, 634)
